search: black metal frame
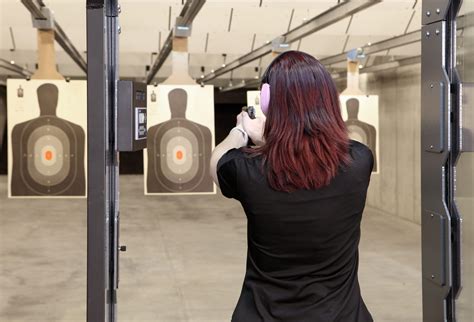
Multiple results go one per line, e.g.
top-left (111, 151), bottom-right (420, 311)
top-left (421, 0), bottom-right (463, 321)
top-left (86, 0), bottom-right (120, 321)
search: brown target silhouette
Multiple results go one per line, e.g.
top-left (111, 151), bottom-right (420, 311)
top-left (11, 83), bottom-right (85, 196)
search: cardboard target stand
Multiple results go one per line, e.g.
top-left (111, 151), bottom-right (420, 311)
top-left (340, 95), bottom-right (379, 173)
top-left (7, 79), bottom-right (87, 198)
top-left (144, 22), bottom-right (216, 196)
top-left (340, 60), bottom-right (380, 174)
top-left (145, 85), bottom-right (216, 195)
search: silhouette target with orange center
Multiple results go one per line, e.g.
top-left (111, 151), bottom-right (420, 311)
top-left (11, 83), bottom-right (85, 196)
top-left (147, 88), bottom-right (213, 193)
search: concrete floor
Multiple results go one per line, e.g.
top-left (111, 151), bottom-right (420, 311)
top-left (0, 175), bottom-right (422, 322)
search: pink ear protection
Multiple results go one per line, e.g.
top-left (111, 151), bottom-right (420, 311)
top-left (260, 83), bottom-right (270, 116)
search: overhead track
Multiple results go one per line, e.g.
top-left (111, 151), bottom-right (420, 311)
top-left (219, 55), bottom-right (422, 92)
top-left (320, 30), bottom-right (421, 66)
top-left (320, 11), bottom-right (473, 67)
top-left (219, 79), bottom-right (259, 92)
top-left (0, 58), bottom-right (33, 77)
top-left (21, 0), bottom-right (87, 73)
top-left (146, 0), bottom-right (207, 84)
top-left (360, 55), bottom-right (420, 73)
top-left (201, 0), bottom-right (381, 83)
top-left (219, 11), bottom-right (473, 92)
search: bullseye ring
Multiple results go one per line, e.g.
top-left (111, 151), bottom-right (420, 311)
top-left (45, 150), bottom-right (53, 161)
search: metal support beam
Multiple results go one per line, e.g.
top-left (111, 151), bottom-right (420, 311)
top-left (320, 30), bottom-right (420, 66)
top-left (319, 11), bottom-right (472, 68)
top-left (145, 0), bottom-right (206, 84)
top-left (220, 55), bottom-right (422, 92)
top-left (220, 79), bottom-right (260, 92)
top-left (201, 0), bottom-right (381, 83)
top-left (86, 0), bottom-right (120, 321)
top-left (22, 0), bottom-right (87, 73)
top-left (420, 0), bottom-right (462, 321)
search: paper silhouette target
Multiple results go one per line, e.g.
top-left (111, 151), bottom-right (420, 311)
top-left (340, 95), bottom-right (379, 173)
top-left (145, 85), bottom-right (215, 195)
top-left (7, 80), bottom-right (87, 197)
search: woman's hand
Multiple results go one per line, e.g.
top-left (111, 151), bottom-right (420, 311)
top-left (236, 111), bottom-right (244, 127)
top-left (242, 112), bottom-right (266, 146)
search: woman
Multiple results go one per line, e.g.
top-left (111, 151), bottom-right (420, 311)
top-left (210, 51), bottom-right (374, 322)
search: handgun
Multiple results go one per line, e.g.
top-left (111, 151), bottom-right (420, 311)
top-left (242, 106), bottom-right (256, 119)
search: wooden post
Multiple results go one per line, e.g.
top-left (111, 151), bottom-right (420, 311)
top-left (163, 37), bottom-right (195, 85)
top-left (341, 60), bottom-right (364, 96)
top-left (32, 29), bottom-right (64, 80)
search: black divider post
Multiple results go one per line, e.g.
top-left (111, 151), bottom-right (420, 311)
top-left (86, 0), bottom-right (120, 321)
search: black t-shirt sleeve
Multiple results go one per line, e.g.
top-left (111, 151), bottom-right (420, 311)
top-left (217, 149), bottom-right (242, 199)
top-left (368, 149), bottom-right (375, 173)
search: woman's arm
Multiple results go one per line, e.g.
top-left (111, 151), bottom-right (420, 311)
top-left (210, 112), bottom-right (248, 186)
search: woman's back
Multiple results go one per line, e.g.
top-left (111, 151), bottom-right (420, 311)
top-left (218, 140), bottom-right (374, 322)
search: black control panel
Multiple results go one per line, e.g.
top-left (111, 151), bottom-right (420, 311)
top-left (135, 107), bottom-right (147, 141)
top-left (118, 81), bottom-right (147, 152)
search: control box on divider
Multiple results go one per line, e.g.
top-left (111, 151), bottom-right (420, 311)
top-left (117, 80), bottom-right (147, 151)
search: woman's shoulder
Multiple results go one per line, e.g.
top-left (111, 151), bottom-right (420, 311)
top-left (217, 148), bottom-right (263, 173)
top-left (217, 148), bottom-right (251, 169)
top-left (348, 140), bottom-right (374, 171)
top-left (349, 140), bottom-right (372, 155)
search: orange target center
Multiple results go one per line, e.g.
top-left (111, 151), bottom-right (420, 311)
top-left (176, 150), bottom-right (184, 160)
top-left (45, 150), bottom-right (53, 161)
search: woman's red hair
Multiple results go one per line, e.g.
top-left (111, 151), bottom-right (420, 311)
top-left (251, 51), bottom-right (350, 192)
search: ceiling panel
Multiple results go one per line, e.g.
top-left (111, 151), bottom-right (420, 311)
top-left (121, 28), bottom-right (160, 53)
top-left (119, 2), bottom-right (177, 31)
top-left (349, 2), bottom-right (413, 36)
top-left (193, 5), bottom-right (232, 33)
top-left (1, 1), bottom-right (37, 51)
top-left (345, 35), bottom-right (388, 53)
top-left (388, 41), bottom-right (421, 56)
top-left (205, 32), bottom-right (255, 54)
top-left (231, 6), bottom-right (292, 35)
top-left (0, 0), bottom-right (427, 79)
top-left (406, 9), bottom-right (421, 33)
top-left (299, 34), bottom-right (347, 57)
top-left (187, 32), bottom-right (208, 53)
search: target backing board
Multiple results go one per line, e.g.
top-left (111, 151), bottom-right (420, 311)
top-left (7, 79), bottom-right (87, 198)
top-left (340, 95), bottom-right (379, 174)
top-left (145, 85), bottom-right (216, 195)
top-left (247, 91), bottom-right (266, 118)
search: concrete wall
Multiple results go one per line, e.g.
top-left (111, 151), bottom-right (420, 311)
top-left (340, 65), bottom-right (422, 224)
top-left (364, 66), bottom-right (421, 224)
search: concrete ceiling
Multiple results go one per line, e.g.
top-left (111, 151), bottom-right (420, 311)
top-left (0, 0), bottom-right (421, 83)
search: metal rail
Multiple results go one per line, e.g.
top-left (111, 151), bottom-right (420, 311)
top-left (201, 0), bottom-right (381, 83)
top-left (320, 12), bottom-right (472, 67)
top-left (219, 55), bottom-right (422, 92)
top-left (360, 55), bottom-right (420, 73)
top-left (320, 30), bottom-right (421, 66)
top-left (0, 58), bottom-right (33, 77)
top-left (146, 0), bottom-right (206, 84)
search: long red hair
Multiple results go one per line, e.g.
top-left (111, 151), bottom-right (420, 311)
top-left (251, 51), bottom-right (350, 192)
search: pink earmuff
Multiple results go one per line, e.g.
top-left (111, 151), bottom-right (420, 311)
top-left (260, 83), bottom-right (270, 116)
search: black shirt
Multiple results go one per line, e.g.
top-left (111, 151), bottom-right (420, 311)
top-left (217, 140), bottom-right (374, 322)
